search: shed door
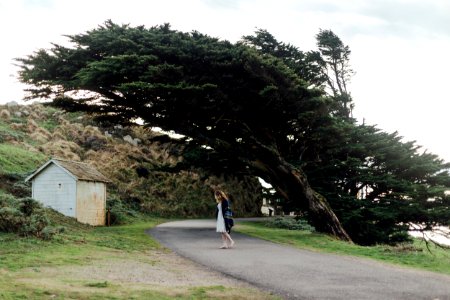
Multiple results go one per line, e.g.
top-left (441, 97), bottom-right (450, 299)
top-left (53, 181), bottom-right (76, 217)
top-left (76, 181), bottom-right (106, 226)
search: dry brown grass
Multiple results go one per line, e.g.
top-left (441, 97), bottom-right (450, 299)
top-left (53, 122), bottom-right (84, 142)
top-left (51, 131), bottom-right (66, 141)
top-left (0, 109), bottom-right (10, 120)
top-left (26, 118), bottom-right (39, 132)
top-left (27, 103), bottom-right (47, 120)
top-left (83, 125), bottom-right (101, 136)
top-left (39, 140), bottom-right (82, 161)
top-left (10, 123), bottom-right (25, 130)
top-left (30, 131), bottom-right (49, 144)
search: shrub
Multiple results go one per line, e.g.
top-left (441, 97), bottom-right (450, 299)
top-left (0, 207), bottom-right (24, 232)
top-left (18, 197), bottom-right (42, 216)
top-left (84, 135), bottom-right (107, 151)
top-left (11, 181), bottom-right (31, 198)
top-left (40, 226), bottom-right (66, 240)
top-left (0, 194), bottom-right (56, 239)
top-left (0, 193), bottom-right (17, 207)
top-left (265, 216), bottom-right (316, 232)
top-left (106, 197), bottom-right (138, 225)
top-left (20, 213), bottom-right (49, 237)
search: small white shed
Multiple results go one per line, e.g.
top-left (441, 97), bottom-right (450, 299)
top-left (25, 158), bottom-right (111, 226)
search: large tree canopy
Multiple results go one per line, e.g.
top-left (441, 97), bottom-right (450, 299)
top-left (18, 21), bottom-right (351, 240)
top-left (18, 21), bottom-right (450, 245)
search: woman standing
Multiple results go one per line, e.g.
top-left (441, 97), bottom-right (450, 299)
top-left (215, 190), bottom-right (235, 249)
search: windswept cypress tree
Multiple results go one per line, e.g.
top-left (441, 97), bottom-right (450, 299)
top-left (244, 28), bottom-right (450, 245)
top-left (17, 21), bottom-right (351, 241)
top-left (17, 21), bottom-right (450, 245)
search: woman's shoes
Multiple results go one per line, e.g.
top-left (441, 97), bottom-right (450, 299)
top-left (219, 241), bottom-right (235, 249)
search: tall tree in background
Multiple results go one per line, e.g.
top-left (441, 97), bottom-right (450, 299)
top-left (17, 21), bottom-right (351, 241)
top-left (315, 29), bottom-right (354, 118)
top-left (243, 29), bottom-right (354, 119)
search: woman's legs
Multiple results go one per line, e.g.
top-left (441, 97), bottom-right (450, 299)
top-left (224, 232), bottom-right (235, 248)
top-left (220, 233), bottom-right (228, 248)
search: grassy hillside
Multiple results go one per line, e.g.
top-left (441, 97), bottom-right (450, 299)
top-left (0, 103), bottom-right (262, 218)
top-left (0, 144), bottom-right (46, 173)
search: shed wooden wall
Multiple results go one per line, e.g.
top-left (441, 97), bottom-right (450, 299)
top-left (76, 181), bottom-right (106, 226)
top-left (32, 164), bottom-right (77, 217)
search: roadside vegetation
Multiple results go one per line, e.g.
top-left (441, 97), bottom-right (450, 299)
top-left (236, 219), bottom-right (450, 275)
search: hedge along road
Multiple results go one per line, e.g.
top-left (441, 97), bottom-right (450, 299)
top-left (147, 219), bottom-right (450, 300)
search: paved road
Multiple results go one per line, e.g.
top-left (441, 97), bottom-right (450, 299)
top-left (147, 219), bottom-right (450, 300)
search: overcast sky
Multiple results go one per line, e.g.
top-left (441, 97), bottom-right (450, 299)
top-left (1, 0), bottom-right (449, 162)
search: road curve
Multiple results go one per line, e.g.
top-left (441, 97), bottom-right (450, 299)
top-left (147, 219), bottom-right (450, 300)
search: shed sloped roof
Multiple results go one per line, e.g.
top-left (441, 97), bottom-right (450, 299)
top-left (26, 158), bottom-right (111, 183)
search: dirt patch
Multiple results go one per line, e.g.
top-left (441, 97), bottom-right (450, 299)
top-left (15, 249), bottom-right (275, 299)
top-left (61, 250), bottom-right (249, 287)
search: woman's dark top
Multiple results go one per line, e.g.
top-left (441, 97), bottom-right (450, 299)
top-left (215, 199), bottom-right (234, 233)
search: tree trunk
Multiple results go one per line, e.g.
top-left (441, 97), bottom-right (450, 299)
top-left (251, 157), bottom-right (352, 242)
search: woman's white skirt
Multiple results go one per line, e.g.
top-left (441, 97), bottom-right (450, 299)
top-left (216, 203), bottom-right (226, 233)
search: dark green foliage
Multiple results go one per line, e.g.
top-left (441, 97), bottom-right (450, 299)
top-left (18, 197), bottom-right (42, 216)
top-left (243, 28), bottom-right (354, 118)
top-left (83, 135), bottom-right (107, 151)
top-left (265, 216), bottom-right (316, 231)
top-left (10, 181), bottom-right (31, 198)
top-left (302, 122), bottom-right (450, 245)
top-left (85, 281), bottom-right (109, 288)
top-left (106, 197), bottom-right (138, 225)
top-left (0, 173), bottom-right (31, 198)
top-left (241, 29), bottom-right (325, 86)
top-left (40, 225), bottom-right (66, 240)
top-left (315, 29), bottom-right (353, 93)
top-left (0, 194), bottom-right (59, 239)
top-left (243, 28), bottom-right (450, 245)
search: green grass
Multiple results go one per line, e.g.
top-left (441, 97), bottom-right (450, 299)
top-left (235, 221), bottom-right (450, 275)
top-left (0, 144), bottom-right (47, 173)
top-left (85, 281), bottom-right (109, 288)
top-left (0, 217), bottom-right (166, 298)
top-left (0, 207), bottom-right (162, 271)
top-left (0, 285), bottom-right (259, 300)
top-left (38, 118), bottom-right (59, 131)
top-left (0, 217), bottom-right (161, 271)
top-left (0, 122), bottom-right (25, 143)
